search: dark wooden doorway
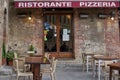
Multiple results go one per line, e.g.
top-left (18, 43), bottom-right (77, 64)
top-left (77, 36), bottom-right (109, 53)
top-left (43, 13), bottom-right (74, 58)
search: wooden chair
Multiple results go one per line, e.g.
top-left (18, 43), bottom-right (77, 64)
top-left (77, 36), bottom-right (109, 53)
top-left (92, 54), bottom-right (105, 77)
top-left (81, 53), bottom-right (93, 71)
top-left (13, 52), bottom-right (30, 72)
top-left (40, 58), bottom-right (57, 80)
top-left (41, 57), bottom-right (55, 71)
top-left (44, 53), bottom-right (50, 60)
top-left (14, 52), bottom-right (18, 58)
top-left (81, 53), bottom-right (86, 71)
top-left (14, 59), bottom-right (33, 80)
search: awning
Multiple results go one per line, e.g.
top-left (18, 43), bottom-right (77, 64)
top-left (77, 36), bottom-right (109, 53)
top-left (14, 0), bottom-right (120, 8)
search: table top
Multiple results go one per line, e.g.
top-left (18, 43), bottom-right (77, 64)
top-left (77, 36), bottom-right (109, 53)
top-left (93, 56), bottom-right (118, 60)
top-left (25, 56), bottom-right (50, 64)
top-left (108, 62), bottom-right (120, 68)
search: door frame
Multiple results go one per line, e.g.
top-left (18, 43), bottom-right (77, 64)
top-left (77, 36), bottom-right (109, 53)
top-left (43, 12), bottom-right (74, 58)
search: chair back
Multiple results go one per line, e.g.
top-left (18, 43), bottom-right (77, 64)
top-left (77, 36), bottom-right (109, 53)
top-left (14, 59), bottom-right (20, 73)
top-left (45, 53), bottom-right (50, 60)
top-left (81, 53), bottom-right (85, 64)
top-left (50, 57), bottom-right (55, 66)
top-left (13, 59), bottom-right (17, 71)
top-left (14, 59), bottom-right (25, 72)
top-left (14, 52), bottom-right (18, 58)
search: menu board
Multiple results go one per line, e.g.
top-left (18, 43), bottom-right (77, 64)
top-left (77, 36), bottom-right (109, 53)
top-left (63, 29), bottom-right (69, 41)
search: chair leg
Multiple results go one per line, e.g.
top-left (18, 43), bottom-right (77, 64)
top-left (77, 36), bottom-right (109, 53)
top-left (82, 63), bottom-right (85, 71)
top-left (114, 76), bottom-right (118, 80)
top-left (105, 76), bottom-right (107, 80)
top-left (31, 76), bottom-right (33, 80)
top-left (29, 76), bottom-right (30, 80)
top-left (50, 73), bottom-right (54, 80)
top-left (50, 74), bottom-right (52, 80)
top-left (16, 76), bottom-right (19, 80)
top-left (10, 73), bottom-right (12, 80)
top-left (29, 76), bottom-right (33, 80)
top-left (95, 66), bottom-right (98, 77)
top-left (24, 76), bottom-right (25, 80)
top-left (53, 73), bottom-right (55, 80)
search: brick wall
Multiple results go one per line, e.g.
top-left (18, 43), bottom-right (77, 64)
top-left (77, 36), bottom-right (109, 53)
top-left (0, 0), bottom-right (5, 66)
top-left (74, 9), bottom-right (105, 61)
top-left (8, 8), bottom-right (43, 55)
top-left (74, 8), bottom-right (119, 61)
top-left (8, 7), bottom-right (119, 61)
top-left (105, 11), bottom-right (120, 57)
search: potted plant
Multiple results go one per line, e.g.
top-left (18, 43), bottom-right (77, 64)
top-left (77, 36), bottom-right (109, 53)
top-left (27, 44), bottom-right (35, 56)
top-left (6, 51), bottom-right (14, 66)
top-left (2, 42), bottom-right (6, 65)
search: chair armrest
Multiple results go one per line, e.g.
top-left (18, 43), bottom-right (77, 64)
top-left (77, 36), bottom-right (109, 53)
top-left (13, 58), bottom-right (25, 61)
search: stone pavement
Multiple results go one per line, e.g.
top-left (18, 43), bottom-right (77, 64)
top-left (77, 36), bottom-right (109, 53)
top-left (0, 60), bottom-right (98, 80)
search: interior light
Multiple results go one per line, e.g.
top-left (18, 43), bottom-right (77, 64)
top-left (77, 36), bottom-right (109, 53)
top-left (28, 16), bottom-right (32, 20)
top-left (28, 11), bottom-right (32, 20)
top-left (111, 17), bottom-right (114, 20)
top-left (110, 11), bottom-right (115, 21)
top-left (66, 15), bottom-right (71, 19)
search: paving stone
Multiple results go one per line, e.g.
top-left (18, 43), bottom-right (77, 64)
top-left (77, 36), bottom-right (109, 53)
top-left (0, 62), bottom-right (100, 80)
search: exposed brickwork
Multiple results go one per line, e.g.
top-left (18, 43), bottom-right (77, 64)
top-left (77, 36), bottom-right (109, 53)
top-left (73, 8), bottom-right (119, 61)
top-left (8, 9), bottom-right (43, 55)
top-left (74, 9), bottom-right (107, 60)
top-left (0, 0), bottom-right (5, 66)
top-left (105, 17), bottom-right (120, 57)
top-left (8, 6), bottom-right (119, 61)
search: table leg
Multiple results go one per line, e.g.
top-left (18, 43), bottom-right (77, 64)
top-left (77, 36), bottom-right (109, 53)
top-left (109, 67), bottom-right (112, 80)
top-left (87, 56), bottom-right (89, 72)
top-left (33, 64), bottom-right (41, 80)
top-left (92, 59), bottom-right (95, 77)
top-left (98, 60), bottom-right (101, 80)
top-left (119, 70), bottom-right (120, 80)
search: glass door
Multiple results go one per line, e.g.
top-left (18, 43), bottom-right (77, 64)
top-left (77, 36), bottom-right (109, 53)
top-left (44, 14), bottom-right (74, 58)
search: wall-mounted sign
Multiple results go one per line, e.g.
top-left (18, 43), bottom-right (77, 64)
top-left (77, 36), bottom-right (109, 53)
top-left (16, 12), bottom-right (27, 18)
top-left (79, 13), bottom-right (89, 19)
top-left (98, 13), bottom-right (108, 19)
top-left (14, 1), bottom-right (120, 8)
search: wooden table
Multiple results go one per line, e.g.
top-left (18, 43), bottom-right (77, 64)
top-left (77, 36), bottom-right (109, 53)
top-left (108, 62), bottom-right (120, 80)
top-left (92, 56), bottom-right (118, 80)
top-left (25, 56), bottom-right (50, 80)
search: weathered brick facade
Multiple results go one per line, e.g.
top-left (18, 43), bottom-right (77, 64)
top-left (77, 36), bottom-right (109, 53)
top-left (105, 13), bottom-right (119, 57)
top-left (74, 8), bottom-right (119, 61)
top-left (74, 8), bottom-right (106, 61)
top-left (0, 0), bottom-right (7, 66)
top-left (8, 8), bottom-right (43, 55)
top-left (7, 2), bottom-right (119, 62)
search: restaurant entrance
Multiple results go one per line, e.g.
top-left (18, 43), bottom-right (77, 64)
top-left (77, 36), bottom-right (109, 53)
top-left (43, 12), bottom-right (74, 58)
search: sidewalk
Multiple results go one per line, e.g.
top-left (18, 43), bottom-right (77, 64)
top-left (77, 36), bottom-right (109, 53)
top-left (0, 61), bottom-right (97, 80)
